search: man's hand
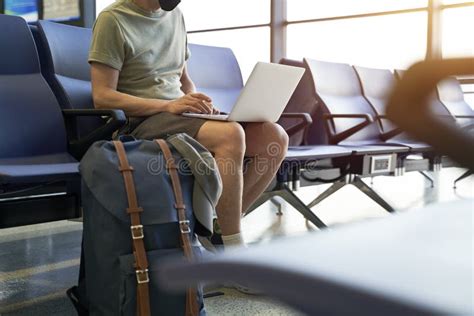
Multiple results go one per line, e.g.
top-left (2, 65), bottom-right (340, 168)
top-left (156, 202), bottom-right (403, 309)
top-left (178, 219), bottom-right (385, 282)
top-left (167, 93), bottom-right (214, 114)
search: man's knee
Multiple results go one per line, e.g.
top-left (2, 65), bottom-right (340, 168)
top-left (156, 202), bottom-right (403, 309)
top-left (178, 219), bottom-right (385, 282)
top-left (215, 122), bottom-right (246, 158)
top-left (269, 123), bottom-right (289, 150)
top-left (248, 122), bottom-right (288, 158)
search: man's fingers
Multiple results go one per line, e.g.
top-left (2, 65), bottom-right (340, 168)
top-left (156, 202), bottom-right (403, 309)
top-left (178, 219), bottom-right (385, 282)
top-left (200, 100), bottom-right (213, 114)
top-left (186, 105), bottom-right (202, 113)
top-left (188, 101), bottom-right (209, 113)
top-left (190, 93), bottom-right (212, 102)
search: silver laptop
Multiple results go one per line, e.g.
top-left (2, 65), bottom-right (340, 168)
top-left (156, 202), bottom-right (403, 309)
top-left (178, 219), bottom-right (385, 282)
top-left (182, 62), bottom-right (305, 122)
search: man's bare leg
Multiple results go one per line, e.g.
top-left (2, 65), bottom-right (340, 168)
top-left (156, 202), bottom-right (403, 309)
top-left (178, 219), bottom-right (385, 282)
top-left (196, 121), bottom-right (288, 233)
top-left (195, 120), bottom-right (246, 236)
top-left (241, 122), bottom-right (289, 213)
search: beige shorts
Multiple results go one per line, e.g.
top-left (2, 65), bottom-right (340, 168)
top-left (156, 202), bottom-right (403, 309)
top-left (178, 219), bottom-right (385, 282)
top-left (123, 112), bottom-right (208, 140)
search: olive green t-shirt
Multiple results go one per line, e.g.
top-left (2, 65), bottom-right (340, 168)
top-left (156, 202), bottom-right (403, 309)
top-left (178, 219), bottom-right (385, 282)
top-left (89, 0), bottom-right (190, 103)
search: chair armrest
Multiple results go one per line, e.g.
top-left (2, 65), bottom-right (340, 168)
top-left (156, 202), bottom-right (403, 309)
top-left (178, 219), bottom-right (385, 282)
top-left (461, 123), bottom-right (474, 131)
top-left (454, 115), bottom-right (474, 119)
top-left (279, 113), bottom-right (313, 137)
top-left (62, 109), bottom-right (127, 159)
top-left (375, 115), bottom-right (403, 141)
top-left (323, 113), bottom-right (374, 144)
top-left (380, 128), bottom-right (403, 141)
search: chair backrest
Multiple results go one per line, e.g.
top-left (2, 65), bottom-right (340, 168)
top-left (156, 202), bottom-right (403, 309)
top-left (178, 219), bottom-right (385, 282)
top-left (394, 69), bottom-right (405, 81)
top-left (187, 44), bottom-right (243, 115)
top-left (354, 66), bottom-right (398, 133)
top-left (279, 58), bottom-right (324, 145)
top-left (304, 58), bottom-right (382, 145)
top-left (35, 21), bottom-right (101, 138)
top-left (437, 77), bottom-right (474, 128)
top-left (395, 68), bottom-right (457, 119)
top-left (0, 15), bottom-right (67, 159)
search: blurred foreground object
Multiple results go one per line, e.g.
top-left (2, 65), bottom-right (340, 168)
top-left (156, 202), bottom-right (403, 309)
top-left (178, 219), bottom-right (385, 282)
top-left (159, 200), bottom-right (473, 315)
top-left (386, 58), bottom-right (474, 170)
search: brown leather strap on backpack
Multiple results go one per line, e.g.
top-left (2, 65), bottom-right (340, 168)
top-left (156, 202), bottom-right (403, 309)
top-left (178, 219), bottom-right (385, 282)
top-left (156, 139), bottom-right (200, 316)
top-left (113, 141), bottom-right (151, 316)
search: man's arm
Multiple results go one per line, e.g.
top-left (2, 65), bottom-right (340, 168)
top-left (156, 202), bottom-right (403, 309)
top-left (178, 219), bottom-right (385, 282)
top-left (180, 64), bottom-right (196, 94)
top-left (181, 63), bottom-right (219, 114)
top-left (91, 62), bottom-right (213, 115)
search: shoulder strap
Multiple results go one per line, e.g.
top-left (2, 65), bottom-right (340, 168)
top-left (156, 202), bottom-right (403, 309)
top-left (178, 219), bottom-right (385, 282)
top-left (113, 141), bottom-right (151, 316)
top-left (156, 139), bottom-right (200, 316)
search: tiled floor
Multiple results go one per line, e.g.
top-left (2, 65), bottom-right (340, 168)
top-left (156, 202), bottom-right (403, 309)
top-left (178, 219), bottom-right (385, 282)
top-left (0, 168), bottom-right (472, 315)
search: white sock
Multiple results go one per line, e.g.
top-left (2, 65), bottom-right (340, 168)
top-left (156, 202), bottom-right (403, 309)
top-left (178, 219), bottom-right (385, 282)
top-left (221, 232), bottom-right (246, 249)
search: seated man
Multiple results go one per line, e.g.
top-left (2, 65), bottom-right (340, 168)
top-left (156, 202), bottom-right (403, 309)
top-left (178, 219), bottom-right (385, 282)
top-left (89, 0), bottom-right (288, 250)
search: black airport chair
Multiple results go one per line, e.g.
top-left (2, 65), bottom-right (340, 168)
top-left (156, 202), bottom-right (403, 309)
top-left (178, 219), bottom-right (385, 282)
top-left (0, 15), bottom-right (123, 228)
top-left (0, 15), bottom-right (81, 227)
top-left (354, 66), bottom-right (439, 185)
top-left (437, 77), bottom-right (474, 129)
top-left (354, 66), bottom-right (432, 151)
top-left (437, 77), bottom-right (474, 187)
top-left (290, 58), bottom-right (412, 213)
top-left (396, 69), bottom-right (466, 170)
top-left (33, 21), bottom-right (126, 159)
top-left (396, 68), bottom-right (459, 120)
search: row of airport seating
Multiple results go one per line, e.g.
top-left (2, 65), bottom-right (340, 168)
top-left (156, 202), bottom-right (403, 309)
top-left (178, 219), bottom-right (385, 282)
top-left (0, 14), bottom-right (472, 229)
top-left (189, 44), bottom-right (473, 226)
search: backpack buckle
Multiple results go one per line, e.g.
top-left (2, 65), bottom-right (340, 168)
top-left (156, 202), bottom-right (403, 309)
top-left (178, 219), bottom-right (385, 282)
top-left (136, 269), bottom-right (149, 284)
top-left (179, 220), bottom-right (191, 234)
top-left (131, 225), bottom-right (144, 240)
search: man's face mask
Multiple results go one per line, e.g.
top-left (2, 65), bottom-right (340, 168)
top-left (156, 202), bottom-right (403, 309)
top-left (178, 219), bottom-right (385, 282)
top-left (159, 0), bottom-right (181, 11)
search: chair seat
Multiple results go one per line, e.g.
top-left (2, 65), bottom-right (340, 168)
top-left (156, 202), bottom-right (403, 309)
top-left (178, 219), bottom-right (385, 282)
top-left (339, 141), bottom-right (410, 154)
top-left (0, 153), bottom-right (79, 184)
top-left (286, 146), bottom-right (352, 162)
top-left (392, 141), bottom-right (432, 152)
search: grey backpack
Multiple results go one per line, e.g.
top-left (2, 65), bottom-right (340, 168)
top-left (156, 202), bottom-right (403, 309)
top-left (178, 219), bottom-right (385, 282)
top-left (71, 134), bottom-right (221, 316)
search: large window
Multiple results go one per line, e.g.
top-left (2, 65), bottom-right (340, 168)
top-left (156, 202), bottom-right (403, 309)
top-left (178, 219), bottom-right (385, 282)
top-left (288, 0), bottom-right (428, 21)
top-left (188, 27), bottom-right (270, 81)
top-left (181, 0), bottom-right (271, 81)
top-left (96, 0), bottom-right (113, 16)
top-left (287, 12), bottom-right (427, 69)
top-left (95, 0), bottom-right (270, 80)
top-left (94, 0), bottom-right (474, 81)
top-left (442, 6), bottom-right (474, 58)
top-left (441, 2), bottom-right (474, 108)
top-left (179, 0), bottom-right (270, 31)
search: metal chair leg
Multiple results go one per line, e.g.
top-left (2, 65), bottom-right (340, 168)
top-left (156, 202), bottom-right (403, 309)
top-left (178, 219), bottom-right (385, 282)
top-left (270, 197), bottom-right (283, 216)
top-left (419, 171), bottom-right (435, 188)
top-left (454, 170), bottom-right (473, 189)
top-left (278, 185), bottom-right (327, 229)
top-left (352, 176), bottom-right (395, 213)
top-left (245, 185), bottom-right (327, 229)
top-left (245, 191), bottom-right (275, 216)
top-left (307, 180), bottom-right (346, 209)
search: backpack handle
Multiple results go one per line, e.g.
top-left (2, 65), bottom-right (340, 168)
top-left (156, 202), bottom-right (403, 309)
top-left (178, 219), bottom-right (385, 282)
top-left (156, 139), bottom-right (200, 316)
top-left (113, 140), bottom-right (151, 316)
